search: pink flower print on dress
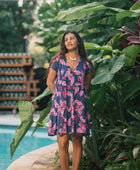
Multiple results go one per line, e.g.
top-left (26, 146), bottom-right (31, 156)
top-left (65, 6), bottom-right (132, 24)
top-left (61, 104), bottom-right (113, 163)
top-left (56, 91), bottom-right (61, 97)
top-left (75, 100), bottom-right (84, 117)
top-left (77, 127), bottom-right (83, 133)
top-left (60, 101), bottom-right (66, 107)
top-left (84, 94), bottom-right (88, 101)
top-left (50, 108), bottom-right (57, 116)
top-left (75, 99), bottom-right (82, 105)
top-left (63, 91), bottom-right (67, 98)
top-left (77, 123), bottom-right (87, 133)
top-left (63, 123), bottom-right (67, 132)
top-left (54, 100), bottom-right (59, 109)
top-left (65, 69), bottom-right (71, 77)
top-left (75, 82), bottom-right (82, 86)
top-left (61, 69), bottom-right (65, 75)
top-left (78, 76), bottom-right (83, 83)
top-left (60, 58), bottom-right (66, 65)
top-left (79, 115), bottom-right (86, 123)
top-left (73, 86), bottom-right (79, 95)
top-left (75, 70), bottom-right (82, 75)
top-left (49, 119), bottom-right (52, 127)
top-left (68, 118), bottom-right (71, 126)
top-left (67, 91), bottom-right (74, 105)
top-left (83, 63), bottom-right (86, 70)
top-left (70, 76), bottom-right (74, 86)
top-left (86, 61), bottom-right (92, 68)
top-left (60, 112), bottom-right (63, 117)
top-left (58, 79), bottom-right (66, 86)
top-left (67, 85), bottom-right (71, 90)
top-left (74, 115), bottom-right (77, 121)
top-left (53, 123), bottom-right (57, 130)
top-left (79, 90), bottom-right (84, 96)
top-left (59, 86), bottom-right (62, 91)
top-left (59, 128), bottom-right (63, 134)
top-left (86, 111), bottom-right (91, 120)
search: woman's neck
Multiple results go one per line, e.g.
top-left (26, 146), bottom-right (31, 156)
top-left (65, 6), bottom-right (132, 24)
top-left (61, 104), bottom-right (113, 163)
top-left (66, 51), bottom-right (80, 58)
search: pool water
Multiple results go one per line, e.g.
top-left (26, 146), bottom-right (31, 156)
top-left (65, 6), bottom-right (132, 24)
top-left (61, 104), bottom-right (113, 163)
top-left (0, 125), bottom-right (57, 170)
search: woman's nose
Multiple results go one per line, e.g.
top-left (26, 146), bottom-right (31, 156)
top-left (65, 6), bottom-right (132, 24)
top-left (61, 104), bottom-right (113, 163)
top-left (67, 39), bottom-right (71, 43)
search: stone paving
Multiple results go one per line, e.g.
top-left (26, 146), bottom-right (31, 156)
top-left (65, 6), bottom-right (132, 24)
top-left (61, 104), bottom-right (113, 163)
top-left (7, 142), bottom-right (73, 170)
top-left (0, 113), bottom-right (73, 170)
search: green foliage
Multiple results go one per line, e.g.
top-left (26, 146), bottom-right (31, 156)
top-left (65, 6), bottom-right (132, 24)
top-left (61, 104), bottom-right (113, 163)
top-left (0, 1), bottom-right (36, 52)
top-left (10, 101), bottom-right (34, 158)
top-left (122, 45), bottom-right (140, 66)
top-left (10, 88), bottom-right (51, 158)
top-left (53, 150), bottom-right (59, 166)
top-left (32, 87), bottom-right (51, 102)
top-left (32, 100), bottom-right (51, 135)
top-left (91, 54), bottom-right (125, 85)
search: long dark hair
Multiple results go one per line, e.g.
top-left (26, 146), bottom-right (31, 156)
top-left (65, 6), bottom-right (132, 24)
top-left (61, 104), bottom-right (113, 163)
top-left (47, 30), bottom-right (91, 76)
top-left (57, 30), bottom-right (87, 59)
top-left (50, 30), bottom-right (87, 64)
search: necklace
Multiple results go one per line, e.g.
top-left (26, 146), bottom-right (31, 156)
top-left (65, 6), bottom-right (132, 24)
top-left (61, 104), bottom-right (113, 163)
top-left (69, 56), bottom-right (79, 61)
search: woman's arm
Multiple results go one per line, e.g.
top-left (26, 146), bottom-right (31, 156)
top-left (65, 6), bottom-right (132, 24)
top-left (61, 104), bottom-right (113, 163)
top-left (85, 71), bottom-right (92, 92)
top-left (46, 68), bottom-right (57, 93)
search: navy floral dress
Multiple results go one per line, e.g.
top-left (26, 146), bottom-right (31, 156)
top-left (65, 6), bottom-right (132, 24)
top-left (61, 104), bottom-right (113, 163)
top-left (48, 56), bottom-right (92, 136)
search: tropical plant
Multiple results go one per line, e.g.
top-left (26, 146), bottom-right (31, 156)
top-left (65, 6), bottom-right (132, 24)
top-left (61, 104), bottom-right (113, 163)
top-left (30, 0), bottom-right (94, 61)
top-left (10, 87), bottom-right (51, 158)
top-left (0, 0), bottom-right (36, 52)
top-left (54, 1), bottom-right (140, 169)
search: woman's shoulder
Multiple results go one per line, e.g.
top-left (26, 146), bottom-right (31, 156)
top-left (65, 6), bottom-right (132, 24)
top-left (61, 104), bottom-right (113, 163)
top-left (54, 55), bottom-right (65, 61)
top-left (81, 57), bottom-right (92, 67)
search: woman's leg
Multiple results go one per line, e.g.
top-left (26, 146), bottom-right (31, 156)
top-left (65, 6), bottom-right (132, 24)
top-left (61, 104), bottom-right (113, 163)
top-left (57, 134), bottom-right (69, 170)
top-left (72, 133), bottom-right (83, 170)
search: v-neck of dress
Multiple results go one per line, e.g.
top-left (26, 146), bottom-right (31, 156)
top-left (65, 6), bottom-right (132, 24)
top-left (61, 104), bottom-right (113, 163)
top-left (65, 57), bottom-right (81, 73)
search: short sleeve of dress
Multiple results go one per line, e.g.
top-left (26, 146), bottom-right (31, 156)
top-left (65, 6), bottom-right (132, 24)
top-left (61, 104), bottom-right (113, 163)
top-left (50, 57), bottom-right (59, 72)
top-left (86, 60), bottom-right (93, 74)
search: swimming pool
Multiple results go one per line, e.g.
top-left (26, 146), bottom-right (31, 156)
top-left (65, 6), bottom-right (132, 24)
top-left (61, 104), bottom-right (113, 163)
top-left (0, 125), bottom-right (57, 170)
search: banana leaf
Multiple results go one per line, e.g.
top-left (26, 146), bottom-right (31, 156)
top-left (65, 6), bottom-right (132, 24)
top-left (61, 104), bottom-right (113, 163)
top-left (10, 101), bottom-right (34, 158)
top-left (122, 45), bottom-right (140, 66)
top-left (91, 54), bottom-right (125, 85)
top-left (32, 100), bottom-right (52, 135)
top-left (32, 87), bottom-right (51, 102)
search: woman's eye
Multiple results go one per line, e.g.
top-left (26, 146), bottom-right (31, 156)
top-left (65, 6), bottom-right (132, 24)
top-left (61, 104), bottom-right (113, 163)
top-left (70, 37), bottom-right (75, 40)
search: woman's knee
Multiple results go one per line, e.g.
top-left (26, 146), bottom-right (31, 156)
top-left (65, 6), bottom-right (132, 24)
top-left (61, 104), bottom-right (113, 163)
top-left (57, 134), bottom-right (69, 149)
top-left (72, 133), bottom-right (83, 146)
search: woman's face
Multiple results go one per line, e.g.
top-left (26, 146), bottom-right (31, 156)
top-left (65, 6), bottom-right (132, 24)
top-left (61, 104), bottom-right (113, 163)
top-left (64, 33), bottom-right (79, 51)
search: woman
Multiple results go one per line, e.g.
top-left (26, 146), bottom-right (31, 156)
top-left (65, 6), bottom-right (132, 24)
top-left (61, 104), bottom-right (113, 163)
top-left (47, 30), bottom-right (93, 170)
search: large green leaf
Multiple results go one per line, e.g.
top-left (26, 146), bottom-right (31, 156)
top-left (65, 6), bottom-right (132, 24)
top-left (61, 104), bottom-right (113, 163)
top-left (55, 1), bottom-right (124, 21)
top-left (32, 87), bottom-right (51, 102)
top-left (84, 42), bottom-right (100, 49)
top-left (55, 2), bottom-right (102, 21)
top-left (81, 4), bottom-right (108, 12)
top-left (84, 42), bottom-right (112, 51)
top-left (32, 100), bottom-right (52, 135)
top-left (116, 10), bottom-right (135, 21)
top-left (123, 45), bottom-right (140, 66)
top-left (10, 101), bottom-right (34, 158)
top-left (91, 54), bottom-right (125, 85)
top-left (49, 46), bottom-right (59, 52)
top-left (130, 0), bottom-right (140, 10)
